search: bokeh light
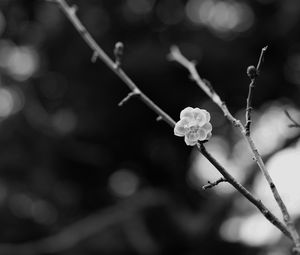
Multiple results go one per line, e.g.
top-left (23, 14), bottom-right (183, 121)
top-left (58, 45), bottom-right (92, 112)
top-left (9, 193), bottom-right (57, 225)
top-left (0, 86), bottom-right (24, 119)
top-left (185, 0), bottom-right (254, 38)
top-left (215, 102), bottom-right (300, 247)
top-left (220, 141), bottom-right (300, 247)
top-left (0, 40), bottom-right (39, 81)
top-left (254, 142), bottom-right (300, 218)
top-left (220, 213), bottom-right (281, 246)
top-left (109, 169), bottom-right (139, 198)
top-left (250, 103), bottom-right (300, 156)
top-left (52, 108), bottom-right (77, 134)
top-left (0, 88), bottom-right (15, 118)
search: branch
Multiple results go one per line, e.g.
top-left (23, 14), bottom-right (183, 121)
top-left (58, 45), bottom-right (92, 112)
top-left (47, 0), bottom-right (297, 249)
top-left (118, 89), bottom-right (140, 106)
top-left (197, 143), bottom-right (291, 239)
top-left (168, 46), bottom-right (300, 251)
top-left (285, 109), bottom-right (300, 128)
top-left (245, 46), bottom-right (268, 135)
top-left (51, 0), bottom-right (175, 128)
top-left (202, 178), bottom-right (227, 190)
top-left (167, 46), bottom-right (240, 127)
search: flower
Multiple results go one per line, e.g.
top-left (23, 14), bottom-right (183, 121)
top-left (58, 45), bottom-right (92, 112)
top-left (174, 107), bottom-right (212, 146)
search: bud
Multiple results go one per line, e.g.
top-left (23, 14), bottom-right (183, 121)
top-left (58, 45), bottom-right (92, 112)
top-left (114, 42), bottom-right (124, 67)
top-left (247, 65), bottom-right (257, 79)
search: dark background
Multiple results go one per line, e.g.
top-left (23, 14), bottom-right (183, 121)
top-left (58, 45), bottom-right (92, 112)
top-left (0, 0), bottom-right (299, 254)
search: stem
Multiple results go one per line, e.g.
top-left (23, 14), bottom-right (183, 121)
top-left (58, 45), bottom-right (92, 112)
top-left (168, 46), bottom-right (241, 127)
top-left (198, 143), bottom-right (291, 239)
top-left (169, 46), bottom-right (300, 250)
top-left (245, 46), bottom-right (268, 135)
top-left (246, 135), bottom-right (300, 250)
top-left (53, 0), bottom-right (175, 128)
top-left (47, 0), bottom-right (295, 247)
top-left (202, 177), bottom-right (227, 190)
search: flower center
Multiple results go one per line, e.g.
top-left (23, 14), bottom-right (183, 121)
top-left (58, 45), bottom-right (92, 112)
top-left (186, 124), bottom-right (201, 141)
top-left (189, 125), bottom-right (199, 133)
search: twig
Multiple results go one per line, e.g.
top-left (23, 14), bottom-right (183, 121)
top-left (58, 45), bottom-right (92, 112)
top-left (51, 0), bottom-right (175, 128)
top-left (285, 109), bottom-right (300, 128)
top-left (197, 143), bottom-right (291, 239)
top-left (168, 46), bottom-right (240, 127)
top-left (202, 178), bottom-right (227, 190)
top-left (245, 46), bottom-right (268, 135)
top-left (168, 46), bottom-right (300, 251)
top-left (118, 89), bottom-right (140, 106)
top-left (47, 0), bottom-right (297, 248)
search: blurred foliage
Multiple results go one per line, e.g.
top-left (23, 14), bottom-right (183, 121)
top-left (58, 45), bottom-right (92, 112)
top-left (0, 0), bottom-right (299, 254)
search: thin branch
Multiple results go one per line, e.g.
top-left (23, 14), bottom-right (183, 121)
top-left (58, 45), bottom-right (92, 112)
top-left (197, 143), bottom-right (291, 239)
top-left (245, 46), bottom-right (268, 135)
top-left (285, 109), bottom-right (300, 128)
top-left (168, 46), bottom-right (300, 251)
top-left (202, 178), bottom-right (227, 190)
top-left (47, 0), bottom-right (296, 248)
top-left (52, 0), bottom-right (175, 128)
top-left (168, 46), bottom-right (241, 127)
top-left (118, 89), bottom-right (140, 106)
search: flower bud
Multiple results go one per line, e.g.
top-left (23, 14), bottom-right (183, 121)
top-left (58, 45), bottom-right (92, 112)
top-left (247, 65), bottom-right (257, 79)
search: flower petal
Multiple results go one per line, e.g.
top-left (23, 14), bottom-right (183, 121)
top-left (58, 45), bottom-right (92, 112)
top-left (180, 107), bottom-right (194, 120)
top-left (202, 122), bottom-right (212, 133)
top-left (192, 108), bottom-right (207, 126)
top-left (174, 118), bottom-right (189, 137)
top-left (206, 132), bottom-right (212, 140)
top-left (197, 128), bottom-right (207, 141)
top-left (204, 110), bottom-right (211, 122)
top-left (184, 135), bottom-right (198, 146)
top-left (186, 129), bottom-right (200, 142)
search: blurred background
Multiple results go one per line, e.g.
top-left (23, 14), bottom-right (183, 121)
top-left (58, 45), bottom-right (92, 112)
top-left (0, 0), bottom-right (299, 254)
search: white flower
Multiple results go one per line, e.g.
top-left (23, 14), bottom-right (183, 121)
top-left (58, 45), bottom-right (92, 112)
top-left (174, 107), bottom-right (212, 146)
